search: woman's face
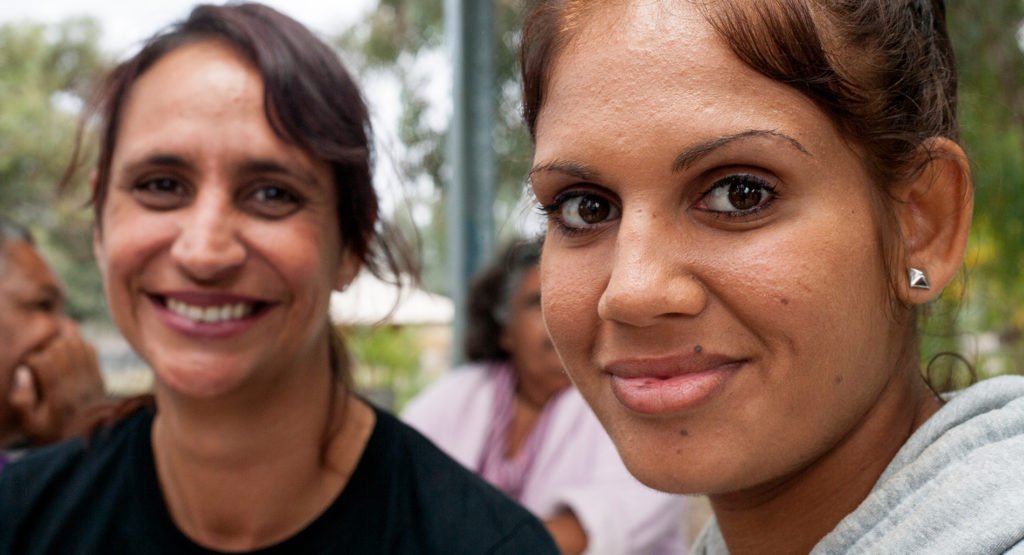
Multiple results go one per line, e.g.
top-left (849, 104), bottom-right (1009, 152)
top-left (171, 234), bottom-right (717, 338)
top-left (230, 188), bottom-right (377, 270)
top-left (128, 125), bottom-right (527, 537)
top-left (531, 2), bottom-right (908, 494)
top-left (95, 40), bottom-right (353, 400)
top-left (501, 266), bottom-right (570, 405)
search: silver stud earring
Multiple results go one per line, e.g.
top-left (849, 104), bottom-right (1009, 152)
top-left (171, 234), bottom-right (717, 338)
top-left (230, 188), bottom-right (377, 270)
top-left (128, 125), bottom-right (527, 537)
top-left (908, 267), bottom-right (931, 290)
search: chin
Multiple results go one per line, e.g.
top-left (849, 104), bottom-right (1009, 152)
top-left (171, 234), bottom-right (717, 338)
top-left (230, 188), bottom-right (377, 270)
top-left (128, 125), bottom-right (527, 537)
top-left (153, 361), bottom-right (250, 400)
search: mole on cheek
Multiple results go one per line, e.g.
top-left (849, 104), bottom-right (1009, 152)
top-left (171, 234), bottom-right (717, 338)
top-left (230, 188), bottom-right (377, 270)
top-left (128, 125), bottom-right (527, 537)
top-left (679, 429), bottom-right (689, 437)
top-left (780, 297), bottom-right (790, 305)
top-left (834, 374), bottom-right (844, 385)
top-left (694, 345), bottom-right (702, 354)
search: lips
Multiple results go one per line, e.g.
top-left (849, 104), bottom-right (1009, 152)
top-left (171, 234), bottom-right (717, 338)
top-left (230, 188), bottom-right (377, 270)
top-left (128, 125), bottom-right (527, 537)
top-left (603, 353), bottom-right (744, 415)
top-left (166, 298), bottom-right (254, 323)
top-left (148, 291), bottom-right (274, 336)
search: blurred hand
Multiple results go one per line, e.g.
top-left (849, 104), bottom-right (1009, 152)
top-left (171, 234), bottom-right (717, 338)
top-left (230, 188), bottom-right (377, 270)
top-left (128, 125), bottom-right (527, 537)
top-left (8, 318), bottom-right (105, 444)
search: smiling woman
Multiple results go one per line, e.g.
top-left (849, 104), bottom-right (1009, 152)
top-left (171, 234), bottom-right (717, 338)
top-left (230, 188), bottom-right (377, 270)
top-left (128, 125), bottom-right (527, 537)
top-left (521, 0), bottom-right (1024, 554)
top-left (0, 4), bottom-right (558, 554)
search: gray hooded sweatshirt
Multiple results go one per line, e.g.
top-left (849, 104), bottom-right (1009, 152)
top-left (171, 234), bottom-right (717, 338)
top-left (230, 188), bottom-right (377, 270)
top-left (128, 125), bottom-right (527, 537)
top-left (694, 375), bottom-right (1024, 554)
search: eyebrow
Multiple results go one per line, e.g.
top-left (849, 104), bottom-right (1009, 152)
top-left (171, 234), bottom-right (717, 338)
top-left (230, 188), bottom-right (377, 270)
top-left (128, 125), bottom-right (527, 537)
top-left (528, 159), bottom-right (601, 182)
top-left (120, 154), bottom-right (320, 185)
top-left (530, 129), bottom-right (811, 181)
top-left (672, 129), bottom-right (811, 172)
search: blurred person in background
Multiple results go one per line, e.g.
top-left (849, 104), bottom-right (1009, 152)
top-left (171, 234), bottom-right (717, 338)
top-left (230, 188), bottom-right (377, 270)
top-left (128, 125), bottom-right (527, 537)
top-left (405, 238), bottom-right (690, 555)
top-left (0, 217), bottom-right (104, 470)
top-left (0, 4), bottom-right (558, 554)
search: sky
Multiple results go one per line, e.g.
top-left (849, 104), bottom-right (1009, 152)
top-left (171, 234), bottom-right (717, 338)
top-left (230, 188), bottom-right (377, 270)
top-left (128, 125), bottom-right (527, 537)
top-left (0, 0), bottom-right (376, 56)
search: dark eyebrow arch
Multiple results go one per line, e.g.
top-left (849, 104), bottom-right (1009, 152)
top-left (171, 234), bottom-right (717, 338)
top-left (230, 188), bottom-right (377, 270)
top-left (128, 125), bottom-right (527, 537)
top-left (122, 154), bottom-right (190, 175)
top-left (672, 129), bottom-right (811, 172)
top-left (240, 159), bottom-right (321, 186)
top-left (119, 155), bottom-right (319, 186)
top-left (528, 159), bottom-right (601, 182)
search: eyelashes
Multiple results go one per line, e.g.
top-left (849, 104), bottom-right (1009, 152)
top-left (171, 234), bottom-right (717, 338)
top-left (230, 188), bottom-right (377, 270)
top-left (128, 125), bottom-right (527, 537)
top-left (537, 173), bottom-right (780, 237)
top-left (696, 173), bottom-right (779, 217)
top-left (538, 190), bottom-right (621, 235)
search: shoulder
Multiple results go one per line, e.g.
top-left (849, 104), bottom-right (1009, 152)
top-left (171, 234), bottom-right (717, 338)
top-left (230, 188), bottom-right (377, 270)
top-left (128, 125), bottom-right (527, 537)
top-left (403, 363), bottom-right (494, 414)
top-left (0, 408), bottom-right (154, 551)
top-left (365, 408), bottom-right (558, 554)
top-left (817, 376), bottom-right (1024, 553)
top-left (401, 363), bottom-right (496, 432)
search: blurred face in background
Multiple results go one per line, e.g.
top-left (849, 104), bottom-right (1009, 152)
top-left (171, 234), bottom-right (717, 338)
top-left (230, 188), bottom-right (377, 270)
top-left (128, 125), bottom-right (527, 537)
top-left (0, 242), bottom-right (63, 439)
top-left (501, 266), bottom-right (570, 406)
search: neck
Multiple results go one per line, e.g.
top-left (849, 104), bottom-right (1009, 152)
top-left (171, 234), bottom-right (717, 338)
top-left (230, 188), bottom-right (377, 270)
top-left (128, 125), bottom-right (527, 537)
top-left (151, 349), bottom-right (375, 551)
top-left (711, 369), bottom-right (942, 555)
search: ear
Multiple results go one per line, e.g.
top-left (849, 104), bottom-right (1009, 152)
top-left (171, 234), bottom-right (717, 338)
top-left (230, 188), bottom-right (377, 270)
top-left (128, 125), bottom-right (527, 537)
top-left (893, 138), bottom-right (973, 305)
top-left (334, 250), bottom-right (361, 292)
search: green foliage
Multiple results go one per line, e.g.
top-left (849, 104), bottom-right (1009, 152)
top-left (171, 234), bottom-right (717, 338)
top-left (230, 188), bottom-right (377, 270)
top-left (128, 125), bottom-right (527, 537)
top-left (345, 325), bottom-right (427, 410)
top-left (0, 18), bottom-right (108, 321)
top-left (944, 1), bottom-right (1024, 373)
top-left (338, 0), bottom-right (532, 293)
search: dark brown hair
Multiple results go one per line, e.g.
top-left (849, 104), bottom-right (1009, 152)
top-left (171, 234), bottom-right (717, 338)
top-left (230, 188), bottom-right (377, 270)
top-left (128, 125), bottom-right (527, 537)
top-left (521, 0), bottom-right (960, 188)
top-left (464, 239), bottom-right (543, 362)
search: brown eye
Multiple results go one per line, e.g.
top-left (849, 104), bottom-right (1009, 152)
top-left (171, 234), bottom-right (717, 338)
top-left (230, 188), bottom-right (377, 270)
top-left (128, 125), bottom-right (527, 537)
top-left (578, 196), bottom-right (611, 223)
top-left (245, 184), bottom-right (304, 219)
top-left (131, 177), bottom-right (189, 210)
top-left (702, 174), bottom-right (777, 215)
top-left (728, 182), bottom-right (761, 210)
top-left (561, 193), bottom-right (620, 229)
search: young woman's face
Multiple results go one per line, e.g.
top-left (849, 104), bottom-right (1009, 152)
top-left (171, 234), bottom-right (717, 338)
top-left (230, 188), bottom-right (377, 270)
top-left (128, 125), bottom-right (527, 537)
top-left (531, 2), bottom-right (908, 494)
top-left (95, 41), bottom-right (353, 400)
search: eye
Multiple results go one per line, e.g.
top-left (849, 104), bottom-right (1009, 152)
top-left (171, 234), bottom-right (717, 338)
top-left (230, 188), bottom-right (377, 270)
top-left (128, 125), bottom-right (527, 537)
top-left (245, 184), bottom-right (304, 219)
top-left (131, 177), bottom-right (188, 210)
top-left (698, 174), bottom-right (778, 216)
top-left (540, 191), bottom-right (620, 234)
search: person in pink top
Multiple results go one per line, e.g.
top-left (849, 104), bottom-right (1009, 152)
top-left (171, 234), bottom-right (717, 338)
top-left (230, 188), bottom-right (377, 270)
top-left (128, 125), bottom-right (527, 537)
top-left (404, 239), bottom-right (690, 555)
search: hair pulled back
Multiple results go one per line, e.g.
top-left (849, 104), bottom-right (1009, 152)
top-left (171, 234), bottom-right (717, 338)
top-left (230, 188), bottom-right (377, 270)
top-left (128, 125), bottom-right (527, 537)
top-left (521, 0), bottom-right (959, 190)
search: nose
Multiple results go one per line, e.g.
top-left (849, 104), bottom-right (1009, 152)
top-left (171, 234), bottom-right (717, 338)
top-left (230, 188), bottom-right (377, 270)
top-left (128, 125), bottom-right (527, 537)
top-left (170, 192), bottom-right (247, 282)
top-left (597, 214), bottom-right (708, 327)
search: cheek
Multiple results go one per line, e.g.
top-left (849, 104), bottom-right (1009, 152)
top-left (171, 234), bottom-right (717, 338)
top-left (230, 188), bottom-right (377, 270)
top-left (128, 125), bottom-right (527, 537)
top-left (540, 249), bottom-right (605, 365)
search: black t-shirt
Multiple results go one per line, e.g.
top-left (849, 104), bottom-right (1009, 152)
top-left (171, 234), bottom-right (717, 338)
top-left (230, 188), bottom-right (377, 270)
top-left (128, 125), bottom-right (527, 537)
top-left (0, 406), bottom-right (557, 554)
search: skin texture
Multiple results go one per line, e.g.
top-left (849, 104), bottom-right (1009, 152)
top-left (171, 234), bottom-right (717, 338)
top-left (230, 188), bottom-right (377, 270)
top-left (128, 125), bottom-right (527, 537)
top-left (93, 40), bottom-right (373, 550)
top-left (501, 266), bottom-right (571, 417)
top-left (0, 242), bottom-right (63, 442)
top-left (529, 2), bottom-right (962, 552)
top-left (0, 242), bottom-right (104, 446)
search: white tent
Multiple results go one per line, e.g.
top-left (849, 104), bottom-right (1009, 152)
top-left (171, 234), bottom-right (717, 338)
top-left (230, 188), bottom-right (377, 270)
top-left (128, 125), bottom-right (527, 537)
top-left (329, 272), bottom-right (454, 326)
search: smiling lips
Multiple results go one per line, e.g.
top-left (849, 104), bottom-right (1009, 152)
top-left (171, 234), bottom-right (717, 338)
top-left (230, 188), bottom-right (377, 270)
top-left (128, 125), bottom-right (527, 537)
top-left (167, 298), bottom-right (254, 323)
top-left (604, 353), bottom-right (744, 415)
top-left (150, 292), bottom-right (272, 337)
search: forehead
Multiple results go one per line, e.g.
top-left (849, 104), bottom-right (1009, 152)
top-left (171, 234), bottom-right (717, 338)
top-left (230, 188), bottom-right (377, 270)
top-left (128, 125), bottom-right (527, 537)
top-left (0, 242), bottom-right (59, 295)
top-left (534, 0), bottom-right (837, 162)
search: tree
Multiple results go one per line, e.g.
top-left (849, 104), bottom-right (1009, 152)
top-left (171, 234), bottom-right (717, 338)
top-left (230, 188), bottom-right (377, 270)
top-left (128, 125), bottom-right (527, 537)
top-left (337, 0), bottom-right (533, 292)
top-left (942, 1), bottom-right (1024, 372)
top-left (0, 18), bottom-right (108, 320)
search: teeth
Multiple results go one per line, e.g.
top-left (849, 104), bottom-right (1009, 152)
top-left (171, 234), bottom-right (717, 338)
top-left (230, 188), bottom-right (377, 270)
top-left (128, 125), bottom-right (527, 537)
top-left (167, 298), bottom-right (254, 323)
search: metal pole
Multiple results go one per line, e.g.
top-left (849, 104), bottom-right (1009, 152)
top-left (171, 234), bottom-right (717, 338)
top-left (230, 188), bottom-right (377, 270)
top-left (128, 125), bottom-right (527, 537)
top-left (444, 0), bottom-right (496, 366)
